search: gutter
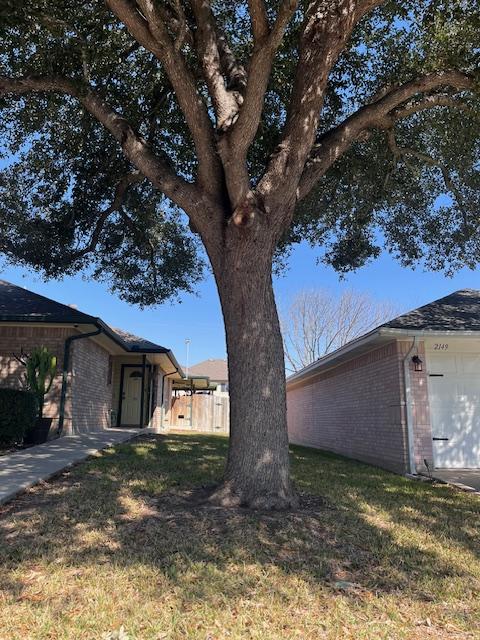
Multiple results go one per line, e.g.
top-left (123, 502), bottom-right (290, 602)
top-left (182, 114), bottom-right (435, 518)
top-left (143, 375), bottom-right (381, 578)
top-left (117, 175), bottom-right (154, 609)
top-left (402, 337), bottom-right (418, 475)
top-left (165, 349), bottom-right (185, 378)
top-left (379, 327), bottom-right (480, 338)
top-left (287, 326), bottom-right (480, 386)
top-left (57, 326), bottom-right (102, 436)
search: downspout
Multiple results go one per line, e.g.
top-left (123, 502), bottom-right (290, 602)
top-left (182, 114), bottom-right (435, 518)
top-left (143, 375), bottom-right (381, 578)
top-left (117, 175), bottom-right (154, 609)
top-left (139, 354), bottom-right (146, 428)
top-left (403, 337), bottom-right (418, 475)
top-left (57, 327), bottom-right (102, 436)
top-left (148, 365), bottom-right (156, 427)
top-left (160, 367), bottom-right (178, 430)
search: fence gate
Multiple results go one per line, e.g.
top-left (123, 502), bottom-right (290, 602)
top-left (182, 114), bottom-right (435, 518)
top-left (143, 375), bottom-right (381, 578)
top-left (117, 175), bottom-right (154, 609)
top-left (170, 394), bottom-right (229, 433)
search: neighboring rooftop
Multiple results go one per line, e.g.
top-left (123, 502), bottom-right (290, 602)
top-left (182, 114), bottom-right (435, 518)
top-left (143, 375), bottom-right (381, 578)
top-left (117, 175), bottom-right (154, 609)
top-left (381, 289), bottom-right (480, 332)
top-left (187, 358), bottom-right (228, 382)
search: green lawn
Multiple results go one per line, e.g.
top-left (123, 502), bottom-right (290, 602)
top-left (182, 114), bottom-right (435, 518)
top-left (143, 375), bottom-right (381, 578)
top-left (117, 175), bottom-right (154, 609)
top-left (0, 434), bottom-right (479, 640)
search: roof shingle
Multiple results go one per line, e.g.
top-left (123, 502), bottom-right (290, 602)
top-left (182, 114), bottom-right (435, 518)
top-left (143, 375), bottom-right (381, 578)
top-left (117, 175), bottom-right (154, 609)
top-left (0, 280), bottom-right (168, 353)
top-left (382, 289), bottom-right (480, 332)
top-left (110, 327), bottom-right (168, 352)
top-left (187, 359), bottom-right (228, 382)
top-left (0, 279), bottom-right (97, 324)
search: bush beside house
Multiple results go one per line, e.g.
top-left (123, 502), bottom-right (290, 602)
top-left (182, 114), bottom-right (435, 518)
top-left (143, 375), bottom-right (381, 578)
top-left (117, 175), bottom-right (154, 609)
top-left (0, 388), bottom-right (37, 446)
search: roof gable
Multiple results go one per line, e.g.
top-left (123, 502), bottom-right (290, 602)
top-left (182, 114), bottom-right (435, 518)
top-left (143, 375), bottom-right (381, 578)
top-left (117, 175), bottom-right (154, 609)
top-left (288, 289), bottom-right (480, 385)
top-left (0, 279), bottom-right (169, 354)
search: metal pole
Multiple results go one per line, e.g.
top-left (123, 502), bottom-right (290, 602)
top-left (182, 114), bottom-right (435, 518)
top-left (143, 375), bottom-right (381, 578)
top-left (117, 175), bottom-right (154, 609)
top-left (185, 338), bottom-right (191, 378)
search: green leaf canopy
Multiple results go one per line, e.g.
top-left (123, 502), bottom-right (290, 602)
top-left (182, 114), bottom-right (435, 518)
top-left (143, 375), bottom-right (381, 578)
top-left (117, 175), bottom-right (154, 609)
top-left (0, 1), bottom-right (479, 304)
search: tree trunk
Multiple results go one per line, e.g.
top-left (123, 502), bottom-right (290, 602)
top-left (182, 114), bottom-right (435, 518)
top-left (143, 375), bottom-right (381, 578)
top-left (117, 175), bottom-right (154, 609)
top-left (210, 235), bottom-right (298, 510)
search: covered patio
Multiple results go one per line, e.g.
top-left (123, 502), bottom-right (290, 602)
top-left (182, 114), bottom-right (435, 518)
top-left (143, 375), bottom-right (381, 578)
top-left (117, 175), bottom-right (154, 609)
top-left (112, 350), bottom-right (184, 429)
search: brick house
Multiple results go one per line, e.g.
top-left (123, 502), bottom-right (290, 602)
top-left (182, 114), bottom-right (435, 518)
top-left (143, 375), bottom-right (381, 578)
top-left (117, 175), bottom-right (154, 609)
top-left (287, 290), bottom-right (480, 475)
top-left (0, 280), bottom-right (184, 435)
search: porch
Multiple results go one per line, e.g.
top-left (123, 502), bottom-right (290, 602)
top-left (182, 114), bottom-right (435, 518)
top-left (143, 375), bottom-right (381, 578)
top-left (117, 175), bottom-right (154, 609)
top-left (111, 353), bottom-right (177, 429)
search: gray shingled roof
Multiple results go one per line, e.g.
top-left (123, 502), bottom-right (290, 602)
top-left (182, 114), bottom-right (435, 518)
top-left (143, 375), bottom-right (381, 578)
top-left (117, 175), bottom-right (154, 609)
top-left (382, 289), bottom-right (480, 332)
top-left (110, 327), bottom-right (168, 352)
top-left (0, 279), bottom-right (169, 353)
top-left (0, 279), bottom-right (97, 324)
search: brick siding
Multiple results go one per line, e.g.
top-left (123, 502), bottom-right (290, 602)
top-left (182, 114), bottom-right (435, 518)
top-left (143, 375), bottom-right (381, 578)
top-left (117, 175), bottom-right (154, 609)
top-left (71, 337), bottom-right (112, 432)
top-left (287, 341), bottom-right (410, 474)
top-left (0, 325), bottom-right (74, 433)
top-left (397, 340), bottom-right (433, 472)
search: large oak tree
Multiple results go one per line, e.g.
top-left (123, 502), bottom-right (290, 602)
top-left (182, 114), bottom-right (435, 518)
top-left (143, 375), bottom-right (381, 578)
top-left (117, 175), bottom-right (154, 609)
top-left (0, 1), bottom-right (478, 508)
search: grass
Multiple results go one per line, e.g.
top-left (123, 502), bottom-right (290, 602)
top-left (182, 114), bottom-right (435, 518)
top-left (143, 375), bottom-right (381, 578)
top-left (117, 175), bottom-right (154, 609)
top-left (0, 433), bottom-right (479, 640)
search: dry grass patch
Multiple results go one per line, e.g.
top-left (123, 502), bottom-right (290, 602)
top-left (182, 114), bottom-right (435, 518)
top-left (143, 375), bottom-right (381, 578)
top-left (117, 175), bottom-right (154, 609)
top-left (0, 433), bottom-right (479, 639)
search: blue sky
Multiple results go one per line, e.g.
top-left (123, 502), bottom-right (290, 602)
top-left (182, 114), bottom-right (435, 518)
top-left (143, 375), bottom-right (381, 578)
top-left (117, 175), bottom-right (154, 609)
top-left (1, 242), bottom-right (478, 367)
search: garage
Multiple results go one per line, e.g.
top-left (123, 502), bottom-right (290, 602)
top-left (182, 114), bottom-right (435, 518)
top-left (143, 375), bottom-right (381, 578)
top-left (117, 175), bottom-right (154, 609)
top-left (427, 343), bottom-right (480, 469)
top-left (287, 289), bottom-right (480, 476)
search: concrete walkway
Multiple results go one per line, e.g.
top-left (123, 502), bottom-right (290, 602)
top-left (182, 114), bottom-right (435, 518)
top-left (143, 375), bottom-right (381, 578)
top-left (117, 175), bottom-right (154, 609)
top-left (0, 428), bottom-right (146, 505)
top-left (431, 469), bottom-right (480, 493)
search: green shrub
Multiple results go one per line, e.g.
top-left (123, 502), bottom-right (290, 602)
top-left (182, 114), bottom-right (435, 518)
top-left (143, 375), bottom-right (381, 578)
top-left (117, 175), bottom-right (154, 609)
top-left (0, 388), bottom-right (38, 447)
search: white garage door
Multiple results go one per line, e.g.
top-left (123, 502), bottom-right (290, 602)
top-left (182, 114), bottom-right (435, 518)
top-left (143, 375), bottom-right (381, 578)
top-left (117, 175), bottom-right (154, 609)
top-left (428, 352), bottom-right (480, 468)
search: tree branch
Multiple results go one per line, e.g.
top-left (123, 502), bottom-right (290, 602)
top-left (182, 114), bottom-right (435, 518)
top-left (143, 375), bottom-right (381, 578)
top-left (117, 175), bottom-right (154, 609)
top-left (0, 75), bottom-right (204, 218)
top-left (385, 128), bottom-right (468, 223)
top-left (258, 0), bottom-right (384, 209)
top-left (228, 0), bottom-right (298, 155)
top-left (297, 70), bottom-right (474, 200)
top-left (216, 0), bottom-right (298, 211)
top-left (190, 0), bottom-right (245, 132)
top-left (69, 172), bottom-right (143, 259)
top-left (119, 209), bottom-right (159, 288)
top-left (247, 0), bottom-right (270, 43)
top-left (105, 0), bottom-right (221, 193)
top-left (170, 0), bottom-right (191, 51)
top-left (391, 94), bottom-right (477, 120)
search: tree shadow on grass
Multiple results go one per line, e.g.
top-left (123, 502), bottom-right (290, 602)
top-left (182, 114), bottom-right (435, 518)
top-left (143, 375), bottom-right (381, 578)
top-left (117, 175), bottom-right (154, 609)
top-left (0, 434), bottom-right (479, 613)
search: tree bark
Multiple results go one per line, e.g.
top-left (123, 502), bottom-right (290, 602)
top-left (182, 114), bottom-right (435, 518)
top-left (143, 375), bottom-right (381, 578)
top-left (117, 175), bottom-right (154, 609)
top-left (209, 228), bottom-right (298, 509)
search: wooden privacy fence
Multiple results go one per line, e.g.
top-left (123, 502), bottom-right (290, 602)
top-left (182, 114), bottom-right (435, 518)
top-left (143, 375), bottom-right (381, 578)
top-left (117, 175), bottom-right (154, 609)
top-left (170, 394), bottom-right (229, 433)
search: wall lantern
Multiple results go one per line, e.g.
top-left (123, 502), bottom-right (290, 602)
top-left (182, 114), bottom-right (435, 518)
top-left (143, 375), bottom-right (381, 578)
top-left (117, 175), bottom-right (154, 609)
top-left (412, 355), bottom-right (423, 372)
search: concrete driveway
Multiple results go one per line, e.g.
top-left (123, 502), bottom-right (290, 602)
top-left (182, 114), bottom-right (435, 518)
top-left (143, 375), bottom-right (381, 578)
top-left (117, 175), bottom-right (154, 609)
top-left (432, 469), bottom-right (480, 493)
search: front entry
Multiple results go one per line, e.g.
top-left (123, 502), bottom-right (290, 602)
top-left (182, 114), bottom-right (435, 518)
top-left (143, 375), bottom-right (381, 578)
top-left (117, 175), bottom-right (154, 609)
top-left (428, 350), bottom-right (480, 469)
top-left (121, 369), bottom-right (143, 426)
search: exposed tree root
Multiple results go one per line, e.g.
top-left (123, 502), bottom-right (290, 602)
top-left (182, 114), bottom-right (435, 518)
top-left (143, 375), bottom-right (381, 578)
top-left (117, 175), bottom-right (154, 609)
top-left (207, 480), bottom-right (300, 511)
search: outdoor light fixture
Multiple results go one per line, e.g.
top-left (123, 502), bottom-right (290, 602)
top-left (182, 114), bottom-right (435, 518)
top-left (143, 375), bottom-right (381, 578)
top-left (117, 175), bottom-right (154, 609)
top-left (412, 355), bottom-right (423, 372)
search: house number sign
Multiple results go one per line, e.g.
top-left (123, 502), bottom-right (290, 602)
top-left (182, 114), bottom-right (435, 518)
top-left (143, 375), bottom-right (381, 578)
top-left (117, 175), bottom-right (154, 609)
top-left (433, 343), bottom-right (449, 350)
